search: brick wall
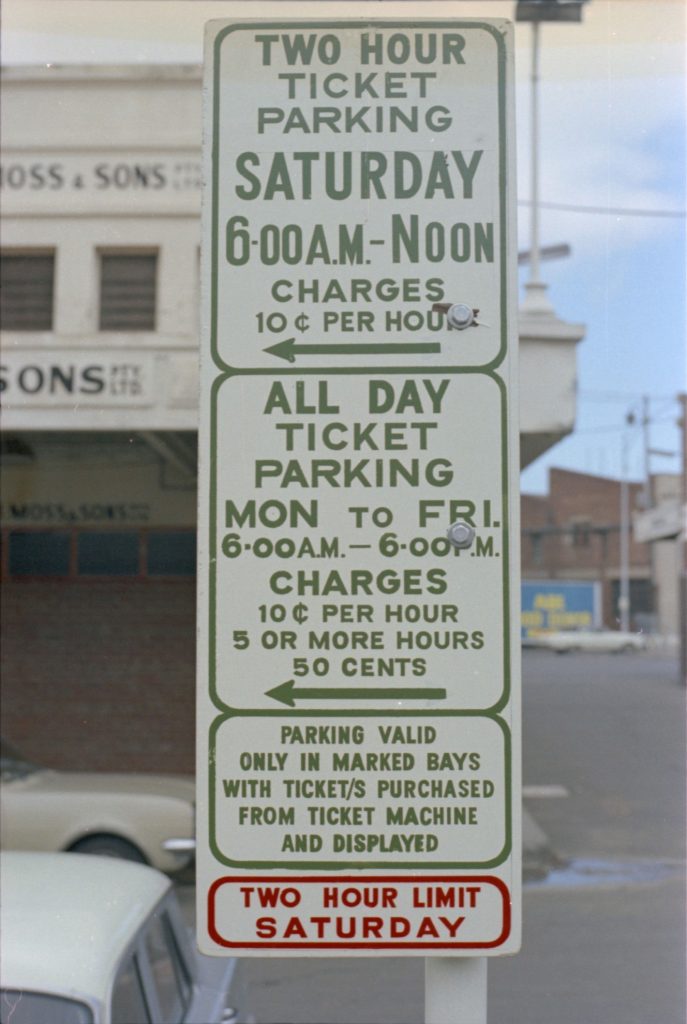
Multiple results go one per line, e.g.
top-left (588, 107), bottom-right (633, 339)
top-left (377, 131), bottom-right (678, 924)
top-left (548, 468), bottom-right (648, 573)
top-left (1, 579), bottom-right (196, 774)
top-left (521, 468), bottom-right (652, 628)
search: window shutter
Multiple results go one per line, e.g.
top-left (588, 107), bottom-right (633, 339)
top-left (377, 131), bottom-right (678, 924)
top-left (0, 253), bottom-right (54, 330)
top-left (100, 253), bottom-right (157, 331)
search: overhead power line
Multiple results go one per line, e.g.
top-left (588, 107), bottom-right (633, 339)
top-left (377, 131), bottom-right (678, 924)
top-left (518, 199), bottom-right (686, 218)
top-left (579, 390), bottom-right (679, 401)
top-left (572, 424), bottom-right (631, 435)
top-left (572, 418), bottom-right (680, 436)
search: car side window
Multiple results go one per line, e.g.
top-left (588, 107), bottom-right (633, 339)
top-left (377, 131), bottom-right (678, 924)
top-left (110, 953), bottom-right (151, 1024)
top-left (143, 910), bottom-right (192, 1023)
top-left (0, 992), bottom-right (93, 1024)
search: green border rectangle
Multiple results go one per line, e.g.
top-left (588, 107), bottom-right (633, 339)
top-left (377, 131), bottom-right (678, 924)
top-left (208, 368), bottom-right (510, 716)
top-left (209, 710), bottom-right (512, 870)
top-left (210, 20), bottom-right (509, 374)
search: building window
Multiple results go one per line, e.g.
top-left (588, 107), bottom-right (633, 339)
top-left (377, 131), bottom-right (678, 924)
top-left (8, 531), bottom-right (71, 576)
top-left (77, 532), bottom-right (140, 575)
top-left (611, 578), bottom-right (654, 616)
top-left (570, 520), bottom-right (591, 547)
top-left (2, 528), bottom-right (196, 579)
top-left (0, 252), bottom-right (55, 330)
top-left (530, 533), bottom-right (544, 566)
top-left (99, 252), bottom-right (157, 331)
top-left (147, 532), bottom-right (196, 576)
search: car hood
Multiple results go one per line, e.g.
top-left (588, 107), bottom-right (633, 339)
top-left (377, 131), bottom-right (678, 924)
top-left (20, 770), bottom-right (195, 801)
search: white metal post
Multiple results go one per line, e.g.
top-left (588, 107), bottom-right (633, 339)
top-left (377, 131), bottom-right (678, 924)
top-left (680, 393), bottom-right (687, 683)
top-left (641, 395), bottom-right (652, 507)
top-left (529, 19), bottom-right (541, 286)
top-left (619, 430), bottom-right (631, 631)
top-left (522, 17), bottom-right (553, 315)
top-left (425, 958), bottom-right (487, 1024)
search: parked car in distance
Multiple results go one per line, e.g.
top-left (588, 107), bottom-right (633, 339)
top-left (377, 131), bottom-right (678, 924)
top-left (0, 852), bottom-right (250, 1024)
top-left (0, 739), bottom-right (195, 873)
top-left (534, 629), bottom-right (647, 654)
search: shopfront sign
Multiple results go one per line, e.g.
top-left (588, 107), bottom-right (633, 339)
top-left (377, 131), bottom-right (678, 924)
top-left (198, 6), bottom-right (520, 957)
top-left (0, 152), bottom-right (201, 215)
top-left (0, 352), bottom-right (155, 407)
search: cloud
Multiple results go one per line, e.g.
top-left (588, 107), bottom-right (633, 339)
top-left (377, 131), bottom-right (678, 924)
top-left (515, 68), bottom-right (685, 257)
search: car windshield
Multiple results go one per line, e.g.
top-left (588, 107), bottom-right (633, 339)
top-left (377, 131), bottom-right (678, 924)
top-left (0, 740), bottom-right (39, 782)
top-left (0, 991), bottom-right (94, 1024)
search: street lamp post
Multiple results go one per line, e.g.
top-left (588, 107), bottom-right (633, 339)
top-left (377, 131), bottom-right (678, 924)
top-left (680, 394), bottom-right (687, 683)
top-left (529, 17), bottom-right (542, 289)
top-left (516, 1), bottom-right (588, 311)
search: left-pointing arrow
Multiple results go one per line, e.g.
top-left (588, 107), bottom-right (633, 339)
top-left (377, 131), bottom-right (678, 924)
top-left (265, 679), bottom-right (448, 707)
top-left (264, 338), bottom-right (442, 363)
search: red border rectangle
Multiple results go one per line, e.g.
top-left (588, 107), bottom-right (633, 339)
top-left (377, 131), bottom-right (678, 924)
top-left (208, 875), bottom-right (511, 950)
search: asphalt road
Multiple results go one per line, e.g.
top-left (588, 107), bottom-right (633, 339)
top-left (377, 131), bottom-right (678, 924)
top-left (488, 649), bottom-right (686, 1024)
top-left (185, 650), bottom-right (686, 1024)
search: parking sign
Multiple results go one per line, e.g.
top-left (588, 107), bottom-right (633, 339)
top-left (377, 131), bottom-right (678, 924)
top-left (198, 5), bottom-right (520, 956)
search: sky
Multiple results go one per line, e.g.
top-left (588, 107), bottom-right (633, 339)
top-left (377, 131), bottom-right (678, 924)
top-left (2, 0), bottom-right (685, 495)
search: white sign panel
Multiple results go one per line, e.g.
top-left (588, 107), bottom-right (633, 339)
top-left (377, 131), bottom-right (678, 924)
top-left (634, 501), bottom-right (684, 543)
top-left (198, 6), bottom-right (520, 958)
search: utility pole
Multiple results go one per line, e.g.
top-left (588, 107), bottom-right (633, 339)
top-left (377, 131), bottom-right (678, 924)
top-left (641, 396), bottom-right (651, 508)
top-left (619, 428), bottom-right (631, 631)
top-left (641, 395), bottom-right (656, 632)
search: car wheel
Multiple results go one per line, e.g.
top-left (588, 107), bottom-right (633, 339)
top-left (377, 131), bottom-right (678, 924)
top-left (69, 835), bottom-right (147, 863)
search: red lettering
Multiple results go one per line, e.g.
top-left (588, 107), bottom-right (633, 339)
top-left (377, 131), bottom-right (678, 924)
top-left (255, 916), bottom-right (277, 938)
top-left (362, 916), bottom-right (384, 938)
top-left (283, 916), bottom-right (308, 938)
top-left (390, 917), bottom-right (412, 937)
top-left (439, 916), bottom-right (465, 937)
top-left (253, 886), bottom-right (301, 908)
top-left (322, 886), bottom-right (338, 907)
top-left (256, 887), bottom-right (280, 907)
top-left (417, 916), bottom-right (440, 938)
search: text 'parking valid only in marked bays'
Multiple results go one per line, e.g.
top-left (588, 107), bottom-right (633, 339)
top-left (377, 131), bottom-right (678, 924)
top-left (211, 715), bottom-right (510, 866)
top-left (211, 372), bottom-right (510, 712)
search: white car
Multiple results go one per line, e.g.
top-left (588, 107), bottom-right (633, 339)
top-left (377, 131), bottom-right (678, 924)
top-left (0, 852), bottom-right (250, 1024)
top-left (1, 740), bottom-right (195, 873)
top-left (535, 629), bottom-right (647, 654)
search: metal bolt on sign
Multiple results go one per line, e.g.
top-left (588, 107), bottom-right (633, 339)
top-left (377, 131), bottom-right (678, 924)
top-left (447, 521), bottom-right (476, 550)
top-left (432, 302), bottom-right (480, 329)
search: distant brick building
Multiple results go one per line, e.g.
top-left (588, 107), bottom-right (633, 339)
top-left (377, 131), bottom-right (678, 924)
top-left (521, 468), bottom-right (653, 630)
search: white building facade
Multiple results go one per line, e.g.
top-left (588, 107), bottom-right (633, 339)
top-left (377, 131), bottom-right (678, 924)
top-left (0, 65), bottom-right (583, 770)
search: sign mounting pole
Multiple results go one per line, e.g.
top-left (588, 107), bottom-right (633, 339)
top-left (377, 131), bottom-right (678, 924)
top-left (198, 5), bottom-right (520, 1019)
top-left (426, 957), bottom-right (487, 1024)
